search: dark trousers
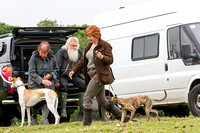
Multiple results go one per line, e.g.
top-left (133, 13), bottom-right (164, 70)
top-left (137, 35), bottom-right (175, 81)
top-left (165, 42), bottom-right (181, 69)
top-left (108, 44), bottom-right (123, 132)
top-left (84, 70), bottom-right (109, 109)
top-left (59, 76), bottom-right (86, 92)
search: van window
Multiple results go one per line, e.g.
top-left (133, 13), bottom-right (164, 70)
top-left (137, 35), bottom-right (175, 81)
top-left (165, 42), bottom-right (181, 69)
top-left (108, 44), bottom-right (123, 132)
top-left (132, 34), bottom-right (159, 61)
top-left (167, 27), bottom-right (181, 59)
top-left (0, 42), bottom-right (7, 57)
top-left (168, 26), bottom-right (196, 65)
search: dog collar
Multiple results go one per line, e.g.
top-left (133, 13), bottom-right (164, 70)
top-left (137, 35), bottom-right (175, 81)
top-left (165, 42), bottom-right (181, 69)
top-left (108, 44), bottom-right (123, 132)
top-left (16, 84), bottom-right (24, 88)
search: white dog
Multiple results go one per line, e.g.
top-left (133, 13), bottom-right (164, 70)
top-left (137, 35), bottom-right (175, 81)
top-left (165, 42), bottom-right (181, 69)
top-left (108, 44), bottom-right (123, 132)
top-left (11, 77), bottom-right (60, 127)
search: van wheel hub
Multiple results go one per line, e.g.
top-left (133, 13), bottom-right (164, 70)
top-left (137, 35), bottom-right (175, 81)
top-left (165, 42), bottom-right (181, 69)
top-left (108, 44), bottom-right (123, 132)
top-left (196, 94), bottom-right (200, 108)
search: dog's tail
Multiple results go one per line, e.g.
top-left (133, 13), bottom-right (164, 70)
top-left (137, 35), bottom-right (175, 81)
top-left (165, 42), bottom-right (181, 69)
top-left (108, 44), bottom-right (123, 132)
top-left (152, 90), bottom-right (167, 102)
top-left (55, 97), bottom-right (58, 110)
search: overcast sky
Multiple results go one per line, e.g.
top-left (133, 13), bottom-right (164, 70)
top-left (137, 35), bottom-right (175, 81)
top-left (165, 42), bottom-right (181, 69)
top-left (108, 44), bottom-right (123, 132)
top-left (0, 0), bottom-right (151, 27)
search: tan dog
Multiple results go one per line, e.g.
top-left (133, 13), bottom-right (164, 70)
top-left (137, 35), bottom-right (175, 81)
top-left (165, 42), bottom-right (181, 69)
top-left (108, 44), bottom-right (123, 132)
top-left (110, 90), bottom-right (167, 124)
top-left (11, 77), bottom-right (60, 127)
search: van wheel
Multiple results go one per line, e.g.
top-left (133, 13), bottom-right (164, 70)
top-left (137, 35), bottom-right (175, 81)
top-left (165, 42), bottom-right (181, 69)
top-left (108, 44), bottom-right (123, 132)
top-left (188, 84), bottom-right (200, 116)
top-left (98, 96), bottom-right (116, 121)
top-left (99, 105), bottom-right (115, 121)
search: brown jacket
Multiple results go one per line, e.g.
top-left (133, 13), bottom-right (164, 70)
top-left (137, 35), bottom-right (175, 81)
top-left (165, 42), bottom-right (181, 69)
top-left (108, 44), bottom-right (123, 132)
top-left (73, 38), bottom-right (115, 86)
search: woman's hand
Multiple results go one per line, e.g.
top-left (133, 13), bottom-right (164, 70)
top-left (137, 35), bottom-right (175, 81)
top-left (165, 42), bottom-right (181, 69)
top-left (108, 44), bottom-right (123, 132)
top-left (69, 71), bottom-right (75, 79)
top-left (95, 50), bottom-right (103, 59)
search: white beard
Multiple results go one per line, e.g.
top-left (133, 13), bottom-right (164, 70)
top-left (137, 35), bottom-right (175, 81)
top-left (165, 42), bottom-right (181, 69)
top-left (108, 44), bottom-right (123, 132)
top-left (68, 49), bottom-right (79, 62)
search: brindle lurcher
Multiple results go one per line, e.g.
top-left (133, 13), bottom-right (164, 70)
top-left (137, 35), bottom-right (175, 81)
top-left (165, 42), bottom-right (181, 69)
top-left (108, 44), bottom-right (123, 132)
top-left (110, 90), bottom-right (167, 124)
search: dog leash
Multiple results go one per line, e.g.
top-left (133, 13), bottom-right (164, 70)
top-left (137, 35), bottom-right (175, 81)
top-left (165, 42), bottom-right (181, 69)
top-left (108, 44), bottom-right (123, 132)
top-left (109, 84), bottom-right (117, 97)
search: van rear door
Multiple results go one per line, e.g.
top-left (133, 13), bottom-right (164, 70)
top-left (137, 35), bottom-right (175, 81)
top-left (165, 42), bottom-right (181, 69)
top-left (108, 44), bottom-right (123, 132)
top-left (0, 36), bottom-right (12, 64)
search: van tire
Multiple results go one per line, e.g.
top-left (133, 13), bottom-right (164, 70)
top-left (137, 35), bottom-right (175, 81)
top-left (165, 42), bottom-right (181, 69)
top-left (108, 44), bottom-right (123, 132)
top-left (99, 105), bottom-right (116, 121)
top-left (188, 84), bottom-right (200, 116)
top-left (98, 96), bottom-right (116, 121)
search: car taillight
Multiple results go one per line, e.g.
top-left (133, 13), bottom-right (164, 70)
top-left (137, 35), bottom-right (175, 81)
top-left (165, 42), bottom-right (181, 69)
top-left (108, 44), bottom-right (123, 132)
top-left (8, 88), bottom-right (14, 93)
top-left (1, 66), bottom-right (13, 82)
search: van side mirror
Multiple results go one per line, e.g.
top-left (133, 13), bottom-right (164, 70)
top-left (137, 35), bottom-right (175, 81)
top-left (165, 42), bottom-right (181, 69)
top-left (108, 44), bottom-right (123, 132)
top-left (189, 53), bottom-right (198, 58)
top-left (181, 45), bottom-right (197, 59)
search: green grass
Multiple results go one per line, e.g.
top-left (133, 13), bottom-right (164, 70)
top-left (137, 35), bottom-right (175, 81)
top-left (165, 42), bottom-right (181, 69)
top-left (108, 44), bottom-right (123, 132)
top-left (1, 116), bottom-right (200, 133)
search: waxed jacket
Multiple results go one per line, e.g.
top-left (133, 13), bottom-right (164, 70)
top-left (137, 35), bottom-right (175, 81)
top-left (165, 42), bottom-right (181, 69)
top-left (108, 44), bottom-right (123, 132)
top-left (28, 50), bottom-right (59, 90)
top-left (73, 38), bottom-right (115, 86)
top-left (55, 48), bottom-right (83, 78)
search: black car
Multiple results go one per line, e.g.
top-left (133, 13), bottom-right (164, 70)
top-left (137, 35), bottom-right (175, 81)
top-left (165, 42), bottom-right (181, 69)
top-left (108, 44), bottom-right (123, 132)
top-left (0, 27), bottom-right (86, 126)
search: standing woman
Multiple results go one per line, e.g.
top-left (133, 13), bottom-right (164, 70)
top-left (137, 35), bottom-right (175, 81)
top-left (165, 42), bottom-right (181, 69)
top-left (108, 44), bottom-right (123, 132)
top-left (69, 25), bottom-right (129, 126)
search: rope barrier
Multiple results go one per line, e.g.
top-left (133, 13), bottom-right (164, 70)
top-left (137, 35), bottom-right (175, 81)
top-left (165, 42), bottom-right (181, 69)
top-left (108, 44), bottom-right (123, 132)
top-left (13, 69), bottom-right (73, 74)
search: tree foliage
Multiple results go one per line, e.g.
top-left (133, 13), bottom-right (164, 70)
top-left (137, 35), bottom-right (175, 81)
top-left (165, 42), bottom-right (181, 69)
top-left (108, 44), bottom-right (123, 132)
top-left (0, 22), bottom-right (16, 35)
top-left (37, 18), bottom-right (64, 27)
top-left (37, 19), bottom-right (89, 50)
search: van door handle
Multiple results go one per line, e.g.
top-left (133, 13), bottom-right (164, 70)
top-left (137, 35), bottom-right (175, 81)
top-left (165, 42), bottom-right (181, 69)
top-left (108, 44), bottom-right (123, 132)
top-left (165, 63), bottom-right (168, 71)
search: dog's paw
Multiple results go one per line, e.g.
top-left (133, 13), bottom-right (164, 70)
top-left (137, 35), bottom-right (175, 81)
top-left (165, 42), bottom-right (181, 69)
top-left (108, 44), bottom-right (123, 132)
top-left (131, 120), bottom-right (138, 122)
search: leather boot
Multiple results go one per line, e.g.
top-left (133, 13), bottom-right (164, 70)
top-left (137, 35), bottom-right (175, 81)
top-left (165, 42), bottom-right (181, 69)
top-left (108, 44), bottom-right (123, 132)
top-left (60, 92), bottom-right (67, 118)
top-left (79, 92), bottom-right (84, 116)
top-left (83, 109), bottom-right (92, 126)
top-left (41, 104), bottom-right (49, 125)
top-left (107, 104), bottom-right (130, 122)
top-left (32, 107), bottom-right (39, 125)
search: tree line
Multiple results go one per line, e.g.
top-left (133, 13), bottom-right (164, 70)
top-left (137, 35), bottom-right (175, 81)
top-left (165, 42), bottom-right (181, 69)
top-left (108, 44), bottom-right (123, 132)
top-left (0, 18), bottom-right (89, 50)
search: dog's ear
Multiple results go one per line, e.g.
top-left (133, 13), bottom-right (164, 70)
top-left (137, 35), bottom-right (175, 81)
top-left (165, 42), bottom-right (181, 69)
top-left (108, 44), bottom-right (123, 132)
top-left (11, 77), bottom-right (17, 82)
top-left (17, 77), bottom-right (22, 81)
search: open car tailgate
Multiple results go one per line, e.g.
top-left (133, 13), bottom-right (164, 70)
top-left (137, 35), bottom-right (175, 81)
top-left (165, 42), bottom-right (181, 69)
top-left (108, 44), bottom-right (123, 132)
top-left (12, 27), bottom-right (86, 39)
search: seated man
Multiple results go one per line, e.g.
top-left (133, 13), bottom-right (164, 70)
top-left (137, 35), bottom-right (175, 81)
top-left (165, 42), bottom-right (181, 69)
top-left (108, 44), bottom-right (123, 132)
top-left (56, 37), bottom-right (86, 118)
top-left (28, 41), bottom-right (59, 125)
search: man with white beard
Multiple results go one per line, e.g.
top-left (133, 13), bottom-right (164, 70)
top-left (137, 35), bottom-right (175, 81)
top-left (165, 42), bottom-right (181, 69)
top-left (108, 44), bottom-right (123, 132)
top-left (56, 37), bottom-right (86, 118)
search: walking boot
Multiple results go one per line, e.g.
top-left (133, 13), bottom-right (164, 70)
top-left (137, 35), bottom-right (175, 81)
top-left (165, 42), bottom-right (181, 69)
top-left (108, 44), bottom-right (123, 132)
top-left (107, 104), bottom-right (130, 122)
top-left (79, 92), bottom-right (84, 116)
top-left (83, 109), bottom-right (92, 126)
top-left (32, 107), bottom-right (39, 125)
top-left (41, 104), bottom-right (49, 125)
top-left (60, 92), bottom-right (67, 118)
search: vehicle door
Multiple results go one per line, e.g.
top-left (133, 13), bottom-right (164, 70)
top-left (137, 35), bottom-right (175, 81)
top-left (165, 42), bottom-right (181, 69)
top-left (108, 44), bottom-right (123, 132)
top-left (165, 24), bottom-right (200, 103)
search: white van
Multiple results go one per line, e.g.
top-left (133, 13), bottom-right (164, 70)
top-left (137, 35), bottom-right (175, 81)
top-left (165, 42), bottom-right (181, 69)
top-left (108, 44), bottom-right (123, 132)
top-left (94, 0), bottom-right (200, 117)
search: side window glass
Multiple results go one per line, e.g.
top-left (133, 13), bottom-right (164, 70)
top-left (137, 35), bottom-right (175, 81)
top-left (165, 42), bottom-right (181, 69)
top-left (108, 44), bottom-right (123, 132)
top-left (0, 42), bottom-right (7, 57)
top-left (145, 35), bottom-right (159, 57)
top-left (167, 27), bottom-right (181, 59)
top-left (132, 38), bottom-right (144, 59)
top-left (132, 34), bottom-right (159, 61)
top-left (180, 27), bottom-right (195, 64)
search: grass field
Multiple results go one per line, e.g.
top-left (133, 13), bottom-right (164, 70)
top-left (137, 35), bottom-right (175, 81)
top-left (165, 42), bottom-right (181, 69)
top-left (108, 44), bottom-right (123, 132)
top-left (0, 115), bottom-right (200, 133)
